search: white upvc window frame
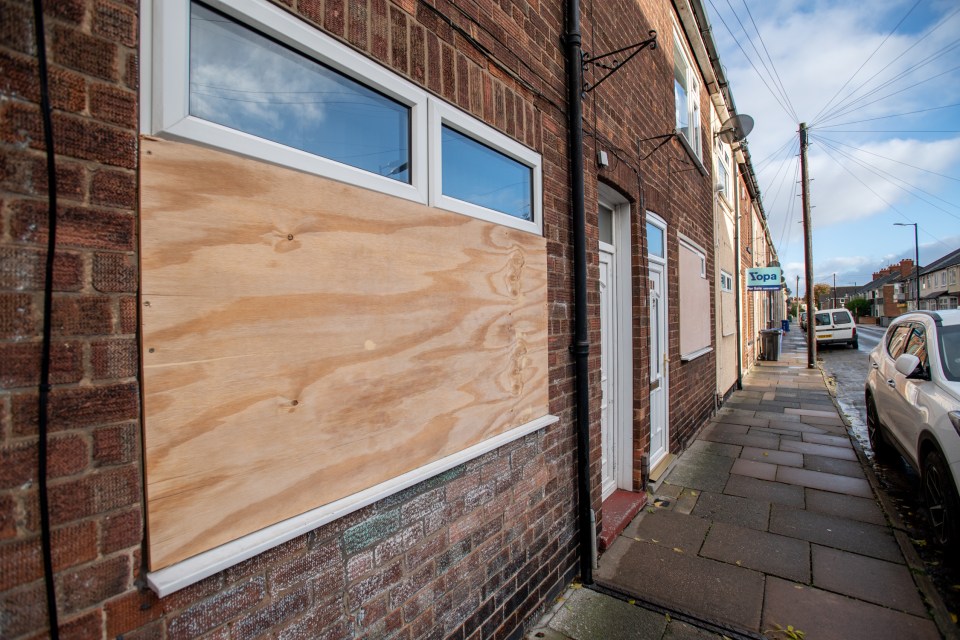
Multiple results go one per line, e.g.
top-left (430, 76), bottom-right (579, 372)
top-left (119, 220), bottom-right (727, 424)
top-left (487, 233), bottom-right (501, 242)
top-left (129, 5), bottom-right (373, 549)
top-left (429, 101), bottom-right (543, 235)
top-left (673, 28), bottom-right (701, 159)
top-left (142, 0), bottom-right (543, 235)
top-left (720, 269), bottom-right (734, 293)
top-left (715, 137), bottom-right (732, 201)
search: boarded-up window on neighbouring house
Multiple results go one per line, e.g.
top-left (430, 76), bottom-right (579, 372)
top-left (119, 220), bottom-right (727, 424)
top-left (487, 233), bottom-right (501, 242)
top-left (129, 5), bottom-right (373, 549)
top-left (679, 237), bottom-right (711, 359)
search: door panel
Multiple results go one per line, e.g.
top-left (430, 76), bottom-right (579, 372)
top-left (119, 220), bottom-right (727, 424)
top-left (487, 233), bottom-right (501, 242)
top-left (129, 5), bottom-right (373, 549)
top-left (649, 263), bottom-right (668, 467)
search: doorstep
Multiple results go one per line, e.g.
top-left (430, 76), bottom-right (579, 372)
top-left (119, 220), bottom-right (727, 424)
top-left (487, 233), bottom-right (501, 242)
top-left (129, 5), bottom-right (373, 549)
top-left (598, 489), bottom-right (647, 550)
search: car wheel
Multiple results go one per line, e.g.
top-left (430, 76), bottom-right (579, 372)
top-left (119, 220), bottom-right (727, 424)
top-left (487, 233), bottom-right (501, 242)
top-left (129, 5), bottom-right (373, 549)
top-left (922, 449), bottom-right (960, 550)
top-left (866, 396), bottom-right (893, 459)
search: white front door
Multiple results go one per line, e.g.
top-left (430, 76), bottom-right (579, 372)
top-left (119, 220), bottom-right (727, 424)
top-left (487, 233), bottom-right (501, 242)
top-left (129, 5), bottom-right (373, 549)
top-left (599, 246), bottom-right (617, 499)
top-left (598, 194), bottom-right (632, 501)
top-left (648, 243), bottom-right (669, 468)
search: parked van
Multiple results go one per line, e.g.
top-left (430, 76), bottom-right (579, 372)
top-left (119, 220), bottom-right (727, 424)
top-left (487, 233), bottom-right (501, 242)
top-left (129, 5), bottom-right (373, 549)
top-left (814, 308), bottom-right (858, 349)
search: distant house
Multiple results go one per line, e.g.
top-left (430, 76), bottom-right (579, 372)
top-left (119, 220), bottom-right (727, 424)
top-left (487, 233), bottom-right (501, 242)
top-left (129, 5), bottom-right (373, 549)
top-left (817, 285), bottom-right (861, 310)
top-left (857, 259), bottom-right (915, 322)
top-left (916, 248), bottom-right (960, 311)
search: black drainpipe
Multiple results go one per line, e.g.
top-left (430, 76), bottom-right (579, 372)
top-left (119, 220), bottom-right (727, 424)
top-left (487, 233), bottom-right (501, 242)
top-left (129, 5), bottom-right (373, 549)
top-left (734, 164), bottom-right (743, 390)
top-left (565, 0), bottom-right (592, 585)
top-left (31, 0), bottom-right (62, 636)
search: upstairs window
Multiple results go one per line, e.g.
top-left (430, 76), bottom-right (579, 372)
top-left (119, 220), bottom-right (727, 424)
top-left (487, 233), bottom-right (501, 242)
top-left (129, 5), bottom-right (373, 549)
top-left (674, 34), bottom-right (701, 158)
top-left (715, 138), bottom-right (731, 198)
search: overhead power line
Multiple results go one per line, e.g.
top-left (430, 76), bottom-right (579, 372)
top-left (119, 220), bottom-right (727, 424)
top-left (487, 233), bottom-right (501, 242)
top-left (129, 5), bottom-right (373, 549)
top-left (812, 135), bottom-right (960, 182)
top-left (810, 0), bottom-right (922, 124)
top-left (815, 102), bottom-right (960, 128)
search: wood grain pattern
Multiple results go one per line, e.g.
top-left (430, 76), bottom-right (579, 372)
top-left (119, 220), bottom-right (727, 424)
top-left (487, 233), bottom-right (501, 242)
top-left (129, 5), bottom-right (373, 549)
top-left (140, 138), bottom-right (548, 569)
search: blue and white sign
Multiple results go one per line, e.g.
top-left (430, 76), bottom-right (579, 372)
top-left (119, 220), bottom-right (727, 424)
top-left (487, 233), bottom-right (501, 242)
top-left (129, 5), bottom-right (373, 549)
top-left (747, 267), bottom-right (782, 291)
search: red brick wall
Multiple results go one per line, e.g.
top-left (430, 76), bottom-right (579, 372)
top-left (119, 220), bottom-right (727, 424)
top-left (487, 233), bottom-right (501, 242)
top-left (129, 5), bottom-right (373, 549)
top-left (1, 0), bottom-right (581, 638)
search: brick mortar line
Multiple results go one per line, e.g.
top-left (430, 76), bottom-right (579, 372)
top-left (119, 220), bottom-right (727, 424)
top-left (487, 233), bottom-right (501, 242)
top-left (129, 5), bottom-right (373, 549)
top-left (816, 361), bottom-right (960, 640)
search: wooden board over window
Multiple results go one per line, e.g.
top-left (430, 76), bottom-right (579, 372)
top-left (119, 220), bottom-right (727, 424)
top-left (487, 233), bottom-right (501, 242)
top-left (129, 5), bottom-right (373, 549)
top-left (140, 139), bottom-right (549, 569)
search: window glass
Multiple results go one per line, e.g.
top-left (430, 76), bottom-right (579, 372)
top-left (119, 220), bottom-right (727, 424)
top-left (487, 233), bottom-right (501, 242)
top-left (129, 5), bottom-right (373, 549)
top-left (189, 2), bottom-right (410, 182)
top-left (598, 203), bottom-right (613, 245)
top-left (938, 325), bottom-right (960, 381)
top-left (887, 324), bottom-right (912, 359)
top-left (832, 311), bottom-right (851, 324)
top-left (904, 326), bottom-right (928, 368)
top-left (815, 313), bottom-right (830, 326)
top-left (441, 126), bottom-right (532, 220)
top-left (674, 46), bottom-right (688, 134)
top-left (647, 222), bottom-right (664, 258)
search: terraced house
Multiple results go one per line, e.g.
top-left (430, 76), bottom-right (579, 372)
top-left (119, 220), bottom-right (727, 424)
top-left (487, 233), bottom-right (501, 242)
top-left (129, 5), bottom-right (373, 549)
top-left (0, 0), bottom-right (775, 637)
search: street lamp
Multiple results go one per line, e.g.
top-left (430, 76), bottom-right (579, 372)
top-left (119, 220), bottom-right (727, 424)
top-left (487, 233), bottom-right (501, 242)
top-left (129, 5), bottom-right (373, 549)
top-left (894, 222), bottom-right (920, 311)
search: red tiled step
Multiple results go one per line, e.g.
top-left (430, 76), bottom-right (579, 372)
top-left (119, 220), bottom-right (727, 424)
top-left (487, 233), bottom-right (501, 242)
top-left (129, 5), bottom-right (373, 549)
top-left (599, 489), bottom-right (646, 550)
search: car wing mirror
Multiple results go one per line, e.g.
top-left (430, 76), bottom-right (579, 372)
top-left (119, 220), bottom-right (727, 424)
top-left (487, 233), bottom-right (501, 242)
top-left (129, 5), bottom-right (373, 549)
top-left (894, 353), bottom-right (927, 379)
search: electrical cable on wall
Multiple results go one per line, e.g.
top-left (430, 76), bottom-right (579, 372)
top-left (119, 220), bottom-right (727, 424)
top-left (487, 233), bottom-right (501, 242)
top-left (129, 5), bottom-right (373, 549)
top-left (30, 0), bottom-right (62, 636)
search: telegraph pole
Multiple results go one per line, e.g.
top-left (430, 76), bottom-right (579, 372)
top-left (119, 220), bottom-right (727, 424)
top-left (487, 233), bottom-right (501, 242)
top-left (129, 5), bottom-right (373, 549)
top-left (800, 123), bottom-right (816, 368)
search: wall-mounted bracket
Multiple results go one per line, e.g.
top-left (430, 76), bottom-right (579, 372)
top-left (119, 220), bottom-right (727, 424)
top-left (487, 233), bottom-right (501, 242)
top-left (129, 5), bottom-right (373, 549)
top-left (582, 31), bottom-right (658, 94)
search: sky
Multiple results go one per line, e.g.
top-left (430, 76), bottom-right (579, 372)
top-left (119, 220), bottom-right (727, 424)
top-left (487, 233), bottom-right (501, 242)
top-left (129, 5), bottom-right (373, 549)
top-left (703, 0), bottom-right (960, 298)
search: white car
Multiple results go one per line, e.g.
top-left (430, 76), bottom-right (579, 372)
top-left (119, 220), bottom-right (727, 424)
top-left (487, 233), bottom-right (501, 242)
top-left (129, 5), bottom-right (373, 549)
top-left (865, 310), bottom-right (960, 549)
top-left (814, 307), bottom-right (858, 349)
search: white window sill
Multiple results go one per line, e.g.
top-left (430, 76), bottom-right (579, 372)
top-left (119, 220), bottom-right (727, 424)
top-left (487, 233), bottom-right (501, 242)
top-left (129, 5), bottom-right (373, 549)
top-left (680, 346), bottom-right (713, 362)
top-left (675, 131), bottom-right (708, 176)
top-left (146, 414), bottom-right (559, 597)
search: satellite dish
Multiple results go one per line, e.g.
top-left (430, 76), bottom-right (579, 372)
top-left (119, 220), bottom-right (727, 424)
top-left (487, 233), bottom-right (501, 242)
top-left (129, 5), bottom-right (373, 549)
top-left (718, 114), bottom-right (754, 144)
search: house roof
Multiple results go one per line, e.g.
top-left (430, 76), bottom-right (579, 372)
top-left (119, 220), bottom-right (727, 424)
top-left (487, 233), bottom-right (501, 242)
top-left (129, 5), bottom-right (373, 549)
top-left (858, 270), bottom-right (902, 294)
top-left (920, 247), bottom-right (960, 275)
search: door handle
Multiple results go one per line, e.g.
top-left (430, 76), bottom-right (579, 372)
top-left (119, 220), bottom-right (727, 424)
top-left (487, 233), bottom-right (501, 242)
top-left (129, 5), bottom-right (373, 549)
top-left (887, 379), bottom-right (896, 388)
top-left (871, 363), bottom-right (879, 369)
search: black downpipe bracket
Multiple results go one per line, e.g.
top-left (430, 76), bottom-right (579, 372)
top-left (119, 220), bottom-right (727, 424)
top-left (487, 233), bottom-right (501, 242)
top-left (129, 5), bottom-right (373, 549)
top-left (565, 0), bottom-right (593, 585)
top-left (31, 0), bottom-right (62, 636)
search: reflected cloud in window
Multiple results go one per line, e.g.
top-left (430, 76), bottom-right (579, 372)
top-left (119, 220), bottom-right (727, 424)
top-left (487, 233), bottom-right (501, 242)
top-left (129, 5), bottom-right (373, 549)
top-left (189, 2), bottom-right (410, 182)
top-left (441, 126), bottom-right (532, 220)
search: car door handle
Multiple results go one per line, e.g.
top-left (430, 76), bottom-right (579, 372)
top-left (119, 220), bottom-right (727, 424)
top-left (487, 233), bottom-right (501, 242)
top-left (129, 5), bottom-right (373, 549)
top-left (871, 363), bottom-right (879, 369)
top-left (887, 379), bottom-right (896, 388)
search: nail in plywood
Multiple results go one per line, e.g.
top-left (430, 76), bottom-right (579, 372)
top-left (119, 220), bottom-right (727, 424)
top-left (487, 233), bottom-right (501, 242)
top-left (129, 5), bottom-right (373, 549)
top-left (140, 138), bottom-right (548, 569)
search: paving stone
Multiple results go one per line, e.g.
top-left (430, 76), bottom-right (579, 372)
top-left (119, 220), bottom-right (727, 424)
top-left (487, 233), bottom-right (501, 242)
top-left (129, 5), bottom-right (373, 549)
top-left (741, 447), bottom-right (803, 467)
top-left (704, 422), bottom-right (750, 435)
top-left (723, 474), bottom-right (805, 508)
top-left (674, 488), bottom-right (700, 515)
top-left (765, 420), bottom-right (828, 434)
top-left (804, 489), bottom-right (885, 525)
top-left (661, 620), bottom-right (720, 640)
top-left (548, 587), bottom-right (668, 640)
top-left (755, 411), bottom-right (801, 422)
top-left (811, 545), bottom-right (927, 616)
top-left (802, 454), bottom-right (865, 479)
top-left (701, 430), bottom-right (780, 450)
top-left (701, 521), bottom-right (810, 583)
top-left (730, 458), bottom-right (777, 481)
top-left (801, 432), bottom-right (852, 448)
top-left (762, 577), bottom-right (939, 640)
top-left (623, 509), bottom-right (711, 555)
top-left (596, 538), bottom-right (765, 632)
top-left (662, 453), bottom-right (733, 494)
top-left (775, 464), bottom-right (872, 498)
top-left (786, 408), bottom-right (838, 418)
top-left (691, 491), bottom-right (770, 531)
top-left (780, 440), bottom-right (857, 461)
top-left (747, 427), bottom-right (802, 440)
top-left (686, 440), bottom-right (741, 459)
top-left (655, 483), bottom-right (683, 500)
top-left (768, 504), bottom-right (902, 562)
top-left (796, 414), bottom-right (846, 427)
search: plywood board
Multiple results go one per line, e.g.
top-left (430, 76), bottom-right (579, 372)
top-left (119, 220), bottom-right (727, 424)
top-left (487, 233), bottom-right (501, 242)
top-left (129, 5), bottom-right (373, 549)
top-left (140, 138), bottom-right (549, 569)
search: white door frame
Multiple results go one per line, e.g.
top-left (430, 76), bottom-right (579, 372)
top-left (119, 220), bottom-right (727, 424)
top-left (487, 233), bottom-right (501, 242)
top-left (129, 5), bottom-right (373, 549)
top-left (647, 211), bottom-right (670, 469)
top-left (598, 186), bottom-right (634, 499)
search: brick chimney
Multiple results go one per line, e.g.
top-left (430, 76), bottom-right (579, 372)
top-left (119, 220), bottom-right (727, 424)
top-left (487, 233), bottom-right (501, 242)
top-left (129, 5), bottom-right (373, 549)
top-left (898, 259), bottom-right (915, 278)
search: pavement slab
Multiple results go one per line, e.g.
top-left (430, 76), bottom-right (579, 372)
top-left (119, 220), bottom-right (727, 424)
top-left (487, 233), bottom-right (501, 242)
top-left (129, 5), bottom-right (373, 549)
top-left (768, 504), bottom-right (902, 562)
top-left (800, 432), bottom-right (852, 448)
top-left (775, 466), bottom-right (873, 498)
top-left (662, 454), bottom-right (733, 494)
top-left (740, 446), bottom-right (803, 467)
top-left (802, 453), bottom-right (865, 479)
top-left (690, 491), bottom-right (770, 531)
top-left (723, 474), bottom-right (806, 508)
top-left (811, 545), bottom-right (927, 616)
top-left (804, 488), bottom-right (886, 526)
top-left (684, 440), bottom-right (741, 459)
top-left (730, 458), bottom-right (778, 481)
top-left (596, 537), bottom-right (765, 633)
top-left (547, 588), bottom-right (669, 640)
top-left (623, 509), bottom-right (711, 555)
top-left (700, 430), bottom-right (780, 450)
top-left (700, 521), bottom-right (810, 583)
top-left (779, 439), bottom-right (858, 461)
top-left (762, 577), bottom-right (940, 640)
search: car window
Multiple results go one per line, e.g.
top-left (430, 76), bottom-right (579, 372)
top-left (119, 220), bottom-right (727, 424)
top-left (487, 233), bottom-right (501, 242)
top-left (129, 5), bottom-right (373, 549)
top-left (832, 311), bottom-right (852, 324)
top-left (939, 325), bottom-right (960, 382)
top-left (815, 313), bottom-right (830, 326)
top-left (903, 326), bottom-right (928, 369)
top-left (886, 324), bottom-right (912, 359)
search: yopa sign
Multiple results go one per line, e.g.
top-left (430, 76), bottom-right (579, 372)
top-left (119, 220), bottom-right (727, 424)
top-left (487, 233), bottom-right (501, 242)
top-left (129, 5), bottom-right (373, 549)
top-left (747, 267), bottom-right (782, 291)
